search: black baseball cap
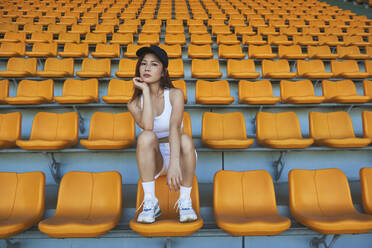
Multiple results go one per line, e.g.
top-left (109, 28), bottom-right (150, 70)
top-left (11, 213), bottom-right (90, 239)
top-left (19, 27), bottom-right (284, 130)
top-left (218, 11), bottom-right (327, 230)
top-left (136, 45), bottom-right (169, 68)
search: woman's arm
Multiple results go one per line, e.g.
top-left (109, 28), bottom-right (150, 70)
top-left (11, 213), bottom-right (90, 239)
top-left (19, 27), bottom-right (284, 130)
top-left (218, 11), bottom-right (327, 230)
top-left (127, 77), bottom-right (154, 130)
top-left (167, 88), bottom-right (185, 191)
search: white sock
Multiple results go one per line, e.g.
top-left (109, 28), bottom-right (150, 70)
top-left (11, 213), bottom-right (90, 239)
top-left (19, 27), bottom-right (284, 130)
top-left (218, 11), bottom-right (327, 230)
top-left (142, 181), bottom-right (155, 199)
top-left (180, 186), bottom-right (192, 199)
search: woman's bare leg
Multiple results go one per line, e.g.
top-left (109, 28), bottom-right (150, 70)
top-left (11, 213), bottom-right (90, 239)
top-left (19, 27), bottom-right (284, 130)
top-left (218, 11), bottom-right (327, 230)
top-left (180, 133), bottom-right (196, 187)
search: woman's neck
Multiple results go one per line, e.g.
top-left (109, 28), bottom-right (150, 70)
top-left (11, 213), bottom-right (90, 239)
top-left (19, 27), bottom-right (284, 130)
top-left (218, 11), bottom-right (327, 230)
top-left (148, 82), bottom-right (163, 97)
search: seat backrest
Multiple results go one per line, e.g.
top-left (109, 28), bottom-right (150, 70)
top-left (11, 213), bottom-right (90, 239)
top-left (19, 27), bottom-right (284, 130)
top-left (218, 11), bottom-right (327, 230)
top-left (262, 59), bottom-right (290, 73)
top-left (278, 45), bottom-right (301, 56)
top-left (44, 58), bottom-right (74, 73)
top-left (81, 58), bottom-right (110, 72)
top-left (360, 167), bottom-right (372, 214)
top-left (0, 112), bottom-right (22, 141)
top-left (88, 112), bottom-right (135, 141)
top-left (307, 45), bottom-right (332, 56)
top-left (55, 171), bottom-right (122, 220)
top-left (366, 60), bottom-right (372, 75)
top-left (238, 80), bottom-right (274, 98)
top-left (289, 168), bottom-right (356, 217)
top-left (7, 58), bottom-right (37, 73)
top-left (62, 78), bottom-right (98, 98)
top-left (364, 80), bottom-right (372, 98)
top-left (362, 111), bottom-right (372, 139)
top-left (192, 59), bottom-right (220, 72)
top-left (331, 60), bottom-right (359, 74)
top-left (196, 80), bottom-right (230, 98)
top-left (118, 59), bottom-right (137, 72)
top-left (30, 112), bottom-right (78, 142)
top-left (17, 79), bottom-right (53, 99)
top-left (214, 170), bottom-right (279, 217)
top-left (0, 171), bottom-right (45, 222)
top-left (280, 80), bottom-right (315, 100)
top-left (322, 80), bottom-right (358, 98)
top-left (227, 59), bottom-right (256, 73)
top-left (0, 42), bottom-right (25, 53)
top-left (338, 45), bottom-right (361, 56)
top-left (297, 60), bottom-right (325, 74)
top-left (107, 79), bottom-right (133, 97)
top-left (0, 79), bottom-right (9, 100)
top-left (249, 44), bottom-right (272, 55)
top-left (309, 111), bottom-right (356, 139)
top-left (135, 175), bottom-right (200, 219)
top-left (202, 112), bottom-right (247, 140)
top-left (257, 112), bottom-right (303, 140)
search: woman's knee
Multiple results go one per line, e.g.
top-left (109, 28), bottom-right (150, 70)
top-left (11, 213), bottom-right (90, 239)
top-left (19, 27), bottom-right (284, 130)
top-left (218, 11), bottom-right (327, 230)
top-left (137, 130), bottom-right (158, 148)
top-left (181, 133), bottom-right (195, 155)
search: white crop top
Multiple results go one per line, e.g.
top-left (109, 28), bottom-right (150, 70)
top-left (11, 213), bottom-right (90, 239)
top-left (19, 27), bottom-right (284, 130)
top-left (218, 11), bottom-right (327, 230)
top-left (140, 88), bottom-right (183, 139)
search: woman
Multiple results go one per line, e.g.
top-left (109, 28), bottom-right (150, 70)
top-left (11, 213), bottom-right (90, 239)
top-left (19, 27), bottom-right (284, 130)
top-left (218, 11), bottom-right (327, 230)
top-left (128, 45), bottom-right (198, 224)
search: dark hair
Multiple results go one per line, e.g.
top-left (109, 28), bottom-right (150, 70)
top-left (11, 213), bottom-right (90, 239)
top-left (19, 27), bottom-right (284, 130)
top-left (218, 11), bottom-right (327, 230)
top-left (130, 53), bottom-right (174, 102)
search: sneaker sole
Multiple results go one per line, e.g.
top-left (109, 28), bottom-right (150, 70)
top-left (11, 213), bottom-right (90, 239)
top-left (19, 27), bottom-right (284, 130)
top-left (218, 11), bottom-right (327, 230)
top-left (137, 208), bottom-right (162, 224)
top-left (180, 216), bottom-right (198, 223)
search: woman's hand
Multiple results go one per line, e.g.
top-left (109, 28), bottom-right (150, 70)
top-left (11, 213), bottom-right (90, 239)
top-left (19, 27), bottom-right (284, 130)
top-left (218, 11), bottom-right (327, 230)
top-left (133, 77), bottom-right (149, 91)
top-left (167, 162), bottom-right (182, 192)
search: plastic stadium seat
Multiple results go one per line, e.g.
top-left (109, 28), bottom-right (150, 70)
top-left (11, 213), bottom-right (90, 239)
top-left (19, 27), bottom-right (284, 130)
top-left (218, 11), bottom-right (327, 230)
top-left (280, 80), bottom-right (325, 104)
top-left (297, 60), bottom-right (333, 79)
top-left (366, 46), bottom-right (372, 59)
top-left (256, 112), bottom-right (314, 148)
top-left (102, 79), bottom-right (134, 104)
top-left (360, 167), bottom-right (372, 215)
top-left (0, 112), bottom-right (22, 148)
top-left (238, 80), bottom-right (280, 104)
top-left (190, 34), bottom-right (213, 45)
top-left (318, 35), bottom-right (345, 46)
top-left (343, 36), bottom-right (369, 46)
top-left (364, 80), bottom-right (372, 100)
top-left (0, 171), bottom-right (45, 238)
top-left (0, 23), bottom-right (18, 33)
top-left (141, 24), bottom-right (161, 34)
top-left (125, 44), bottom-right (149, 58)
top-left (164, 33), bottom-right (186, 45)
top-left (59, 17), bottom-right (77, 26)
top-left (337, 46), bottom-right (369, 60)
top-left (130, 175), bottom-right (203, 237)
top-left (189, 25), bottom-right (208, 35)
top-left (191, 59), bottom-right (222, 79)
top-left (115, 59), bottom-right (136, 78)
top-left (227, 59), bottom-right (260, 79)
top-left (39, 171), bottom-right (122, 238)
top-left (307, 45), bottom-right (338, 59)
top-left (267, 35), bottom-right (293, 46)
top-left (54, 79), bottom-right (98, 104)
top-left (322, 80), bottom-right (370, 103)
top-left (289, 168), bottom-right (372, 234)
top-left (292, 35), bottom-right (318, 46)
top-left (56, 32), bottom-right (80, 44)
top-left (362, 111), bottom-right (372, 140)
top-left (0, 42), bottom-right (25, 57)
top-left (303, 27), bottom-right (324, 36)
top-left (158, 44), bottom-right (182, 58)
top-left (366, 60), bottom-right (372, 77)
top-left (168, 59), bottom-right (184, 78)
top-left (309, 111), bottom-right (371, 148)
top-left (82, 33), bottom-right (106, 44)
top-left (80, 112), bottom-right (135, 149)
top-left (216, 34), bottom-right (240, 45)
top-left (172, 80), bottom-right (188, 103)
top-left (38, 58), bottom-right (74, 78)
top-left (46, 24), bottom-right (67, 34)
top-left (0, 80), bottom-right (9, 104)
top-left (0, 32), bottom-right (26, 43)
top-left (218, 44), bottom-right (244, 59)
top-left (76, 59), bottom-right (111, 78)
top-left (187, 20), bottom-right (204, 27)
top-left (5, 79), bottom-right (53, 105)
top-left (212, 25), bottom-right (232, 35)
top-left (117, 24), bottom-right (138, 34)
top-left (250, 19), bottom-right (268, 28)
top-left (248, 45), bottom-right (276, 59)
top-left (278, 45), bottom-right (307, 59)
top-left (202, 112), bottom-right (254, 149)
top-left (214, 170), bottom-right (291, 236)
top-left (331, 60), bottom-right (368, 79)
top-left (0, 58), bottom-right (37, 78)
top-left (25, 42), bottom-right (57, 57)
top-left (93, 24), bottom-right (114, 35)
top-left (195, 80), bottom-right (234, 104)
top-left (280, 27), bottom-right (300, 36)
top-left (110, 33), bottom-right (133, 45)
top-left (92, 44), bottom-right (120, 58)
top-left (69, 24), bottom-right (91, 35)
top-left (25, 32), bottom-right (52, 44)
top-left (59, 43), bottom-right (89, 58)
top-left (137, 33), bottom-right (160, 45)
top-left (234, 26), bottom-right (256, 36)
top-left (242, 35), bottom-right (267, 45)
top-left (16, 112), bottom-right (78, 150)
top-left (166, 25), bottom-right (184, 34)
top-left (258, 26), bottom-right (279, 36)
top-left (262, 60), bottom-right (296, 79)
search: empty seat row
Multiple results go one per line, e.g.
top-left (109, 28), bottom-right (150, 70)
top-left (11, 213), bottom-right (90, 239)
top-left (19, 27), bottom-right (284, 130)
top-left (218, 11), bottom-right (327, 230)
top-left (2, 168), bottom-right (372, 238)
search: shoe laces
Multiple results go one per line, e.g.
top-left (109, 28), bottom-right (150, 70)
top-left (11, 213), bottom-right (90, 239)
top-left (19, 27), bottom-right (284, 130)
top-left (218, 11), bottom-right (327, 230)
top-left (136, 197), bottom-right (157, 212)
top-left (174, 197), bottom-right (192, 212)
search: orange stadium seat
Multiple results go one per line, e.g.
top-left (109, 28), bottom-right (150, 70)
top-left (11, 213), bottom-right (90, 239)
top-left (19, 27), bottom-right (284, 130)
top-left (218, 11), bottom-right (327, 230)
top-left (137, 33), bottom-right (160, 45)
top-left (16, 112), bottom-right (79, 150)
top-left (93, 24), bottom-right (114, 35)
top-left (59, 43), bottom-right (89, 58)
top-left (362, 111), bottom-right (372, 140)
top-left (195, 80), bottom-right (234, 104)
top-left (262, 60), bottom-right (296, 79)
top-left (256, 112), bottom-right (314, 148)
top-left (365, 60), bottom-right (372, 77)
top-left (322, 80), bottom-right (370, 103)
top-left (0, 80), bottom-right (9, 104)
top-left (238, 80), bottom-right (280, 104)
top-left (337, 45), bottom-right (369, 59)
top-left (268, 35), bottom-right (293, 46)
top-left (39, 171), bottom-right (122, 237)
top-left (54, 78), bottom-right (98, 104)
top-left (243, 35), bottom-right (267, 45)
top-left (115, 59), bottom-right (137, 78)
top-left (0, 32), bottom-right (26, 43)
top-left (191, 59), bottom-right (222, 79)
top-left (292, 35), bottom-right (318, 46)
top-left (0, 112), bottom-right (22, 148)
top-left (318, 35), bottom-right (345, 46)
top-left (56, 32), bottom-right (80, 44)
top-left (297, 60), bottom-right (333, 79)
top-left (80, 112), bottom-right (135, 150)
top-left (248, 45), bottom-right (276, 59)
top-left (360, 167), bottom-right (372, 215)
top-left (289, 168), bottom-right (372, 234)
top-left (159, 44), bottom-right (182, 58)
top-left (343, 36), bottom-right (369, 46)
top-left (331, 60), bottom-right (369, 79)
top-left (364, 80), bottom-right (372, 100)
top-left (130, 175), bottom-right (203, 237)
top-left (117, 24), bottom-right (138, 34)
top-left (214, 170), bottom-right (290, 236)
top-left (38, 58), bottom-right (74, 78)
top-left (190, 34), bottom-right (213, 45)
top-left (0, 171), bottom-right (45, 238)
top-left (5, 79), bottom-right (54, 105)
top-left (92, 44), bottom-right (120, 58)
top-left (76, 58), bottom-right (111, 78)
top-left (280, 80), bottom-right (325, 104)
top-left (0, 42), bottom-right (25, 57)
top-left (25, 32), bottom-right (53, 44)
top-left (188, 25), bottom-right (209, 35)
top-left (307, 45), bottom-right (338, 59)
top-left (82, 33), bottom-right (106, 44)
top-left (234, 26), bottom-right (256, 36)
top-left (0, 58), bottom-right (37, 77)
top-left (309, 111), bottom-right (371, 148)
top-left (25, 42), bottom-right (57, 57)
top-left (202, 112), bottom-right (254, 149)
top-left (69, 24), bottom-right (91, 35)
top-left (218, 44), bottom-right (245, 59)
top-left (227, 59), bottom-right (260, 79)
top-left (216, 34), bottom-right (240, 45)
top-left (102, 79), bottom-right (134, 104)
top-left (164, 33), bottom-right (186, 45)
top-left (46, 24), bottom-right (67, 34)
top-left (110, 33), bottom-right (133, 45)
top-left (168, 59), bottom-right (184, 78)
top-left (278, 45), bottom-right (307, 59)
top-left (125, 44), bottom-right (149, 58)
top-left (141, 24), bottom-right (161, 34)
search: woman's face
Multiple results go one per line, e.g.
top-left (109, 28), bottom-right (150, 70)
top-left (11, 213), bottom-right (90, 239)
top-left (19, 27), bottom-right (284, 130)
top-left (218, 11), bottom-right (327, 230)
top-left (139, 53), bottom-right (164, 84)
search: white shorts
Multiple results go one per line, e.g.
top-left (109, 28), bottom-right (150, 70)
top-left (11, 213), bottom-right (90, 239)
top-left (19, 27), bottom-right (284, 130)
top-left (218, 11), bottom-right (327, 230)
top-left (155, 143), bottom-right (198, 179)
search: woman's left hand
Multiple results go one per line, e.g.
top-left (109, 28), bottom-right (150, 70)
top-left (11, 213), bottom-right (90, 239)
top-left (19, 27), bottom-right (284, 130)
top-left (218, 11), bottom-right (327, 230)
top-left (167, 163), bottom-right (182, 192)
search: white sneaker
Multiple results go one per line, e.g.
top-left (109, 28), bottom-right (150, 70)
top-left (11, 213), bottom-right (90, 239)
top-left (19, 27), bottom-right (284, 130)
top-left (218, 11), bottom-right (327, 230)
top-left (137, 196), bottom-right (161, 223)
top-left (176, 197), bottom-right (198, 223)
